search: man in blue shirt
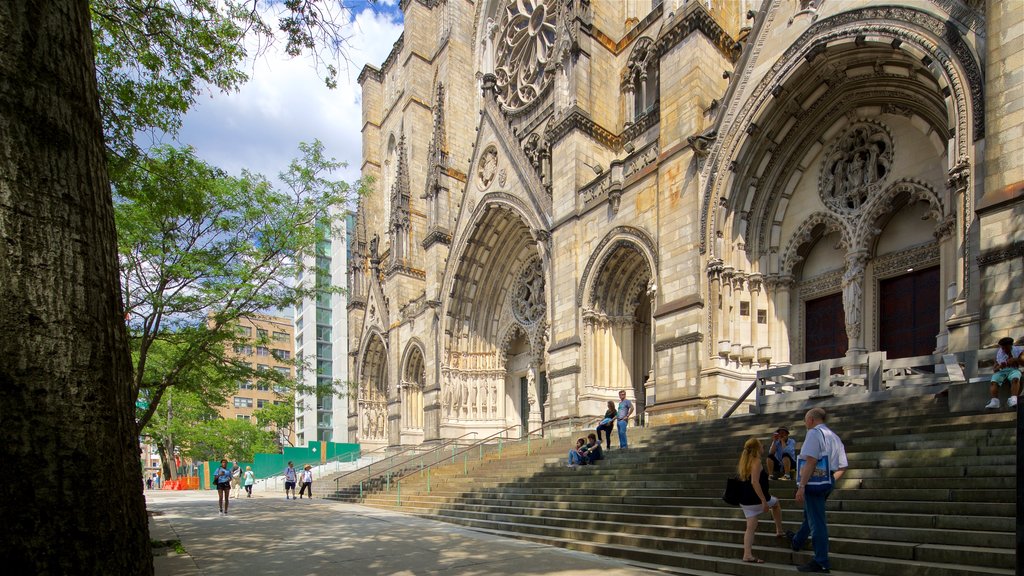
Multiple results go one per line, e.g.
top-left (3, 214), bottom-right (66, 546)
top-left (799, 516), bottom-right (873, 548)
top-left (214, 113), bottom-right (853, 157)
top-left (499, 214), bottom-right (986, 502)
top-left (767, 427), bottom-right (797, 480)
top-left (615, 390), bottom-right (634, 449)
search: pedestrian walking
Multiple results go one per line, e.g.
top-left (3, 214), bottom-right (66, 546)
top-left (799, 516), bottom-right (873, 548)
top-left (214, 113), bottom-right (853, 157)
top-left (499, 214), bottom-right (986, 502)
top-left (214, 459), bottom-right (232, 515)
top-left (735, 437), bottom-right (784, 564)
top-left (243, 466), bottom-right (255, 497)
top-left (298, 464), bottom-right (313, 499)
top-left (790, 408), bottom-right (848, 573)
top-left (284, 461), bottom-right (297, 500)
top-left (230, 462), bottom-right (242, 498)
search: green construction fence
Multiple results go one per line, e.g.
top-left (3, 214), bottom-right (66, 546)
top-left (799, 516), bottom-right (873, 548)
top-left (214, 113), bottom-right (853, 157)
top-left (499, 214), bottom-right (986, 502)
top-left (197, 442), bottom-right (360, 488)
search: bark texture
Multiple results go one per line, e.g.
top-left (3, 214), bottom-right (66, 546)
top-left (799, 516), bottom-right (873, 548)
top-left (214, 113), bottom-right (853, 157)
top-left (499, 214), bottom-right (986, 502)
top-left (0, 1), bottom-right (152, 573)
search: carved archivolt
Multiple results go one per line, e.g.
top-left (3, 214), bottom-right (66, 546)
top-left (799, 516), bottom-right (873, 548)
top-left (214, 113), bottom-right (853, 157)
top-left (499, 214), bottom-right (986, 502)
top-left (494, 0), bottom-right (558, 113)
top-left (701, 6), bottom-right (983, 255)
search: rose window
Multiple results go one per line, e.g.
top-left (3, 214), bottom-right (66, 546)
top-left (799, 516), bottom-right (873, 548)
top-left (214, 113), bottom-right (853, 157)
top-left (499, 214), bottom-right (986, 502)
top-left (512, 258), bottom-right (545, 325)
top-left (494, 0), bottom-right (558, 113)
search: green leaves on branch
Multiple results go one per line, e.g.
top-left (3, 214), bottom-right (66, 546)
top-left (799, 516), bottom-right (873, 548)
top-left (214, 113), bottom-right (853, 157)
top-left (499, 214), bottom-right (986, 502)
top-left (118, 140), bottom-right (358, 433)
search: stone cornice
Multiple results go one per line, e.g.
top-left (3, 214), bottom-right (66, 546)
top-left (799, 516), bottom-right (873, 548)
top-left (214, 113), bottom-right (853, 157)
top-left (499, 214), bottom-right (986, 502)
top-left (654, 1), bottom-right (738, 63)
top-left (548, 106), bottom-right (618, 148)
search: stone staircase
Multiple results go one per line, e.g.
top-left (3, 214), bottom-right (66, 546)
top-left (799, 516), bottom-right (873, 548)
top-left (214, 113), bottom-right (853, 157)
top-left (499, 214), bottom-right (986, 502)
top-left (342, 397), bottom-right (1017, 575)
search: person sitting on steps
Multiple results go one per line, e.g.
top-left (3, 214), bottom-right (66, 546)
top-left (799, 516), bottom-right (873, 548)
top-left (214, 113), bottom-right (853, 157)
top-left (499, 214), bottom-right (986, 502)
top-left (567, 437), bottom-right (587, 467)
top-left (582, 433), bottom-right (603, 464)
top-left (767, 427), bottom-right (796, 480)
top-left (986, 336), bottom-right (1022, 410)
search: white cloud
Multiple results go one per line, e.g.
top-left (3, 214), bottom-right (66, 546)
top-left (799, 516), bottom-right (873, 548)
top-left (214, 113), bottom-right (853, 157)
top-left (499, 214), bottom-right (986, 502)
top-left (175, 6), bottom-right (403, 185)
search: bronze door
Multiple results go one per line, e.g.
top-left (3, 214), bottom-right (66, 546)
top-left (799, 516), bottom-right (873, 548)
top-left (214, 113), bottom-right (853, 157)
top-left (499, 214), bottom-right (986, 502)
top-left (805, 292), bottom-right (847, 362)
top-left (879, 267), bottom-right (939, 359)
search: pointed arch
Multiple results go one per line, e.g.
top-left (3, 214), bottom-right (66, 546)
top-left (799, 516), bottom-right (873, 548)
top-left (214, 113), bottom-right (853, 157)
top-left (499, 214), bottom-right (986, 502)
top-left (780, 212), bottom-right (848, 277)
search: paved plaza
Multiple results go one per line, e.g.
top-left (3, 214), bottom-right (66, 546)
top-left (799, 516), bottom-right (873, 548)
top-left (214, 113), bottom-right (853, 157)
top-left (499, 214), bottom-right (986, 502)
top-left (147, 490), bottom-right (667, 576)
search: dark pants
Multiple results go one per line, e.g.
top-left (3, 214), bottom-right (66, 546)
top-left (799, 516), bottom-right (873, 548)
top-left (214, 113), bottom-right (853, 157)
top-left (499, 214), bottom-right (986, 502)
top-left (596, 424), bottom-right (613, 448)
top-left (244, 484), bottom-right (253, 496)
top-left (299, 481), bottom-right (312, 498)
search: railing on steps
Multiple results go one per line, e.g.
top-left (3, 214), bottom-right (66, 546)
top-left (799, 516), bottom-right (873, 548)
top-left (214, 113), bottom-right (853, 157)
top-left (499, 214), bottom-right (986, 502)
top-left (333, 432), bottom-right (481, 496)
top-left (722, 349), bottom-right (995, 418)
top-left (370, 415), bottom-right (605, 506)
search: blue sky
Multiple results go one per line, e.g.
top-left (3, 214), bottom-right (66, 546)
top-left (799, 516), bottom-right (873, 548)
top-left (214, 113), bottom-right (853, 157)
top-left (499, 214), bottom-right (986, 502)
top-left (173, 1), bottom-right (405, 186)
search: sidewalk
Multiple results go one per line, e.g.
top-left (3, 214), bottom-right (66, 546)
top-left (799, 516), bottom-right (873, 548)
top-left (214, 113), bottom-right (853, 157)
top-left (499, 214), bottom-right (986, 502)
top-left (146, 490), bottom-right (667, 576)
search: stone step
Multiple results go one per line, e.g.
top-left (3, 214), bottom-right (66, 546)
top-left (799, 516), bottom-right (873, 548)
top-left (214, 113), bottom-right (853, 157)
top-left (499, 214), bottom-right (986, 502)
top-left (428, 506), bottom-right (1008, 549)
top-left (416, 513), bottom-right (1013, 575)
top-left (373, 495), bottom-right (1015, 533)
top-left (369, 490), bottom-right (1016, 519)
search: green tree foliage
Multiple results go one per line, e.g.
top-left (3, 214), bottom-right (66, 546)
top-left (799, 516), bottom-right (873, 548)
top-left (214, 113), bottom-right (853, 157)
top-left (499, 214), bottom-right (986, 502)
top-left (254, 394), bottom-right (297, 446)
top-left (117, 141), bottom-right (358, 438)
top-left (91, 0), bottom-right (368, 166)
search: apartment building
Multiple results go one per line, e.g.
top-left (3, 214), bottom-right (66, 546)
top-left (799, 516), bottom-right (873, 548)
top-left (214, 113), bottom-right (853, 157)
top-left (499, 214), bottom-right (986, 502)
top-left (219, 313), bottom-right (295, 445)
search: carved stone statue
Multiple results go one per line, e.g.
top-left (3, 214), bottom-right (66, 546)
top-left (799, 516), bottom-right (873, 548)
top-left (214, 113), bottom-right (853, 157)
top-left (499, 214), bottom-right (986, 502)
top-left (842, 257), bottom-right (865, 342)
top-left (482, 17), bottom-right (498, 74)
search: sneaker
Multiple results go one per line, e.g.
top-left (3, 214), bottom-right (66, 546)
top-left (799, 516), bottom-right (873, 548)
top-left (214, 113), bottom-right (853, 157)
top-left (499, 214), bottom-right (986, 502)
top-left (781, 474), bottom-right (792, 481)
top-left (796, 559), bottom-right (830, 573)
top-left (985, 398), bottom-right (1001, 410)
top-left (1009, 396), bottom-right (1018, 408)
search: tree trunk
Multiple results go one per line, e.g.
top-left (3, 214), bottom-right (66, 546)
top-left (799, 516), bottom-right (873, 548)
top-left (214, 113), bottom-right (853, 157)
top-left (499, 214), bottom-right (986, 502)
top-left (0, 1), bottom-right (152, 574)
top-left (159, 440), bottom-right (178, 481)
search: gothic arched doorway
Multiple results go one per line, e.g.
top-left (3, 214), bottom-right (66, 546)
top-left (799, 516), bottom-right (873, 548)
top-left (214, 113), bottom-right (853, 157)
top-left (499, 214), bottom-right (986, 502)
top-left (584, 241), bottom-right (653, 424)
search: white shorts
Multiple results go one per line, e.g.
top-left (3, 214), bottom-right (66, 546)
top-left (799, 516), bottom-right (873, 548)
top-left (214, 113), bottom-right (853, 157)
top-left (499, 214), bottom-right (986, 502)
top-left (740, 495), bottom-right (779, 518)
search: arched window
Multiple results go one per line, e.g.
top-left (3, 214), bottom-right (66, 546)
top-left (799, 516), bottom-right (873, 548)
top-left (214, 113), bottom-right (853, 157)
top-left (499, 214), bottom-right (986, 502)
top-left (624, 38), bottom-right (658, 122)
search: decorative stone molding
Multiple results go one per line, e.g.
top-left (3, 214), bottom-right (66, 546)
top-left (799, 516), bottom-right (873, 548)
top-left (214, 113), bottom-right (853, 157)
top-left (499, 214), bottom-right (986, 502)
top-left (547, 365), bottom-right (582, 379)
top-left (780, 212), bottom-right (848, 276)
top-left (799, 269), bottom-right (842, 300)
top-left (477, 146), bottom-right (498, 190)
top-left (548, 336), bottom-right (581, 353)
top-left (818, 121), bottom-right (894, 214)
top-left (653, 1), bottom-right (738, 63)
top-left (874, 243), bottom-right (940, 279)
top-left (977, 241), bottom-right (1024, 267)
top-left (654, 332), bottom-right (703, 352)
top-left (511, 257), bottom-right (546, 326)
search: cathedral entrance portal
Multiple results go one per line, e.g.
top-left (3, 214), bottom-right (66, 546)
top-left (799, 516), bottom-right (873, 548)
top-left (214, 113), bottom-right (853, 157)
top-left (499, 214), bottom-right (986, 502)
top-left (584, 241), bottom-right (653, 424)
top-left (440, 201), bottom-right (548, 440)
top-left (357, 332), bottom-right (388, 449)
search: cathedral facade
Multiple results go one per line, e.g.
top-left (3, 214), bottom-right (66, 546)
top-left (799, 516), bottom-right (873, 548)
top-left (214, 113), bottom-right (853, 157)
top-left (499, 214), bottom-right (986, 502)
top-left (349, 0), bottom-right (1021, 449)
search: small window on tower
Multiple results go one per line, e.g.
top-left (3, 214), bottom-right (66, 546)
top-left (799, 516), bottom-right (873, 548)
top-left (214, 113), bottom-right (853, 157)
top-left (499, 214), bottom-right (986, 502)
top-left (740, 301), bottom-right (750, 316)
top-left (757, 309), bottom-right (768, 324)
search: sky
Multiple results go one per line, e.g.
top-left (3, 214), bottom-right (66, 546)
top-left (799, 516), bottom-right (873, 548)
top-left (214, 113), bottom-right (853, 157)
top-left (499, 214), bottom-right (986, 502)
top-left (173, 1), bottom-right (405, 186)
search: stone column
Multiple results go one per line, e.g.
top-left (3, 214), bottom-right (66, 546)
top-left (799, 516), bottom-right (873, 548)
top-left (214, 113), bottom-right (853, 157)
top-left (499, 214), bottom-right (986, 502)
top-left (773, 275), bottom-right (793, 364)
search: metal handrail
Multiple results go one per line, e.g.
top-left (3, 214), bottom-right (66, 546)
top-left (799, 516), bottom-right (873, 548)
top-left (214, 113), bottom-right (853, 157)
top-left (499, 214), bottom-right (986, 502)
top-left (332, 431), bottom-right (479, 492)
top-left (723, 378), bottom-right (760, 419)
top-left (382, 415), bottom-right (606, 499)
